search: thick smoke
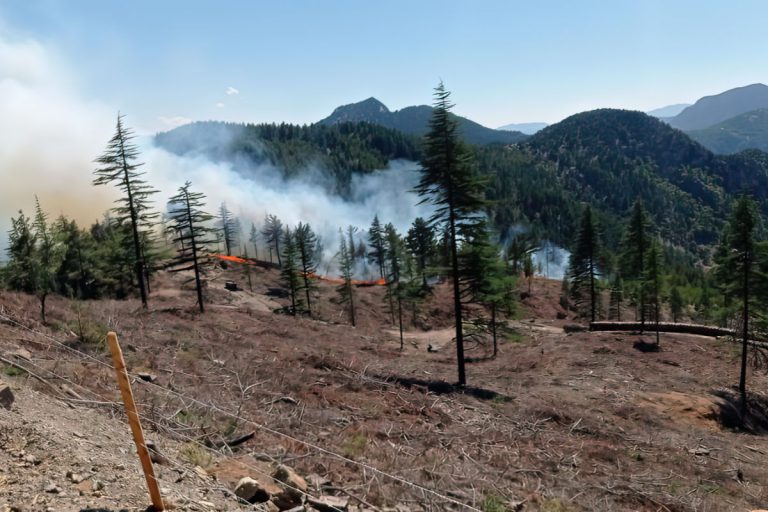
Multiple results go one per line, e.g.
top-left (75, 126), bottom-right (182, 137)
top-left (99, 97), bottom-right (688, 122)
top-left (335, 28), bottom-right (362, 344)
top-left (0, 32), bottom-right (117, 251)
top-left (145, 141), bottom-right (433, 275)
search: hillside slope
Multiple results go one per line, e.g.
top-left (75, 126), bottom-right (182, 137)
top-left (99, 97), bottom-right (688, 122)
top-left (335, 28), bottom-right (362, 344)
top-left (2, 266), bottom-right (768, 511)
top-left (319, 97), bottom-right (528, 145)
top-left (687, 108), bottom-right (768, 154)
top-left (668, 83), bottom-right (768, 131)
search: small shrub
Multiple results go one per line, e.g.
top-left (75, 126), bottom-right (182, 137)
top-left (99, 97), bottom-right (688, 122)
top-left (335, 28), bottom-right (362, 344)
top-left (341, 432), bottom-right (367, 458)
top-left (481, 494), bottom-right (508, 512)
top-left (178, 442), bottom-right (213, 469)
top-left (2, 365), bottom-right (25, 377)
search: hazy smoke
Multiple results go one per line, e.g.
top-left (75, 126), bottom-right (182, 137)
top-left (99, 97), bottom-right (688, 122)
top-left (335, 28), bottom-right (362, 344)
top-left (0, 32), bottom-right (118, 251)
top-left (145, 141), bottom-right (433, 274)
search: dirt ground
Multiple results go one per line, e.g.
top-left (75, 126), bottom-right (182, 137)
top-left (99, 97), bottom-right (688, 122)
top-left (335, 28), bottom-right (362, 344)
top-left (2, 267), bottom-right (768, 511)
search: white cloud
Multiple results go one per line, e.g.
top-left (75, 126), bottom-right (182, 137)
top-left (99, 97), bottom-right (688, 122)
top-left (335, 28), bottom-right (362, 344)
top-left (225, 86), bottom-right (239, 96)
top-left (215, 102), bottom-right (225, 108)
top-left (158, 115), bottom-right (193, 129)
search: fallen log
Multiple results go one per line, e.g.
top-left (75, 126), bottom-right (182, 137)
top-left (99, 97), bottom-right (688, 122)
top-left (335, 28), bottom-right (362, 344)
top-left (589, 321), bottom-right (768, 348)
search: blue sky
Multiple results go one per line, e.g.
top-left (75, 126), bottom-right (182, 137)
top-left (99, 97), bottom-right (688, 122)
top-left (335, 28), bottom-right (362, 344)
top-left (1, 0), bottom-right (768, 131)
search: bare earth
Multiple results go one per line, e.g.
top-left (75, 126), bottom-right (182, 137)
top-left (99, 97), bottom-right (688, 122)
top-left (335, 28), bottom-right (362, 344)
top-left (1, 270), bottom-right (768, 512)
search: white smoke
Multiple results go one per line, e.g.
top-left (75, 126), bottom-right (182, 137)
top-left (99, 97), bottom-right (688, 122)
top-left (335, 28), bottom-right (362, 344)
top-left (0, 31), bottom-right (117, 253)
top-left (145, 141), bottom-right (433, 276)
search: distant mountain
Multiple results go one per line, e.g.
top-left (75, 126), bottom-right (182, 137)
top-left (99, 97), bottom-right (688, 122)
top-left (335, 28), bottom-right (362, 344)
top-left (667, 83), bottom-right (768, 131)
top-left (525, 108), bottom-right (768, 249)
top-left (686, 109), bottom-right (768, 154)
top-left (497, 122), bottom-right (548, 134)
top-left (646, 103), bottom-right (690, 118)
top-left (318, 97), bottom-right (528, 145)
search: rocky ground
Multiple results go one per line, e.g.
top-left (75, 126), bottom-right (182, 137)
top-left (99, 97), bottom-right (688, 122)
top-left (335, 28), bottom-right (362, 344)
top-left (1, 267), bottom-right (768, 511)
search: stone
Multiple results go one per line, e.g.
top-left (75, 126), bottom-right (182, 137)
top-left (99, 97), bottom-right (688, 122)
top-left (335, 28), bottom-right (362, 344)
top-left (307, 496), bottom-right (349, 512)
top-left (272, 465), bottom-right (307, 495)
top-left (0, 381), bottom-right (14, 410)
top-left (235, 477), bottom-right (271, 504)
top-left (66, 471), bottom-right (85, 484)
top-left (43, 482), bottom-right (60, 494)
top-left (136, 372), bottom-right (157, 383)
top-left (305, 473), bottom-right (331, 490)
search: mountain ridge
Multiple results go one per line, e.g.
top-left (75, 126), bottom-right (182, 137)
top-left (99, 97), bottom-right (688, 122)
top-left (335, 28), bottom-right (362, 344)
top-left (667, 83), bottom-right (768, 131)
top-left (318, 97), bottom-right (528, 145)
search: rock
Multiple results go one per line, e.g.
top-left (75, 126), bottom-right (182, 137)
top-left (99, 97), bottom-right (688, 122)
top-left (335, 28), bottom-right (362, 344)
top-left (44, 482), bottom-right (60, 494)
top-left (272, 465), bottom-right (308, 495)
top-left (307, 495), bottom-right (349, 511)
top-left (136, 372), bottom-right (157, 383)
top-left (0, 381), bottom-right (14, 410)
top-left (563, 324), bottom-right (587, 333)
top-left (234, 477), bottom-right (271, 504)
top-left (145, 440), bottom-right (168, 465)
top-left (66, 471), bottom-right (85, 484)
top-left (9, 348), bottom-right (32, 361)
top-left (556, 311), bottom-right (567, 319)
top-left (305, 474), bottom-right (331, 490)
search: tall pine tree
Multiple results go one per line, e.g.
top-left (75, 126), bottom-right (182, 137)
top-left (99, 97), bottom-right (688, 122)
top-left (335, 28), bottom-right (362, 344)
top-left (414, 82), bottom-right (487, 386)
top-left (93, 114), bottom-right (158, 308)
top-left (568, 205), bottom-right (601, 323)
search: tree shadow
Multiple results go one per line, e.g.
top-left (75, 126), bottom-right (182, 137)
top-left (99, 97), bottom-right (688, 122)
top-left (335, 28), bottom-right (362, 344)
top-left (711, 388), bottom-right (768, 434)
top-left (633, 339), bottom-right (660, 353)
top-left (370, 373), bottom-right (509, 401)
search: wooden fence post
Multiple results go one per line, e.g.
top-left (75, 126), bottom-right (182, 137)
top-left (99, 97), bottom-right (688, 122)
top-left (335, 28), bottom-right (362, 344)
top-left (107, 331), bottom-right (165, 511)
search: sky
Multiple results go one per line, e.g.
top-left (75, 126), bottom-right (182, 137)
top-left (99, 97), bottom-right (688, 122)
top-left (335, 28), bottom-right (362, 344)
top-left (2, 0), bottom-right (768, 132)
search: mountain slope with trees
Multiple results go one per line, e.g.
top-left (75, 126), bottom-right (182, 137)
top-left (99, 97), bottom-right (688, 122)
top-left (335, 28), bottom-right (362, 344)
top-left (667, 83), bottom-right (768, 131)
top-left (318, 97), bottom-right (528, 145)
top-left (687, 108), bottom-right (768, 154)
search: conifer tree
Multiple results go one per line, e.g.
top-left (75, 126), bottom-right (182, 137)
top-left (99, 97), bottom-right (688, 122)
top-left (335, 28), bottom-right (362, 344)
top-left (249, 223), bottom-right (260, 260)
top-left (415, 82), bottom-right (487, 386)
top-left (714, 196), bottom-right (767, 411)
top-left (295, 222), bottom-right (318, 316)
top-left (218, 203), bottom-right (239, 256)
top-left (32, 198), bottom-right (59, 324)
top-left (620, 199), bottom-right (652, 328)
top-left (337, 226), bottom-right (357, 326)
top-left (262, 214), bottom-right (283, 266)
top-left (643, 239), bottom-right (663, 346)
top-left (166, 181), bottom-right (214, 312)
top-left (384, 223), bottom-right (405, 348)
top-left (460, 221), bottom-right (511, 358)
top-left (52, 216), bottom-right (93, 299)
top-left (368, 215), bottom-right (387, 279)
top-left (93, 114), bottom-right (158, 308)
top-left (669, 286), bottom-right (683, 323)
top-left (6, 211), bottom-right (37, 295)
top-left (568, 205), bottom-right (601, 323)
top-left (280, 228), bottom-right (302, 315)
top-left (608, 276), bottom-right (623, 321)
top-left (406, 217), bottom-right (436, 288)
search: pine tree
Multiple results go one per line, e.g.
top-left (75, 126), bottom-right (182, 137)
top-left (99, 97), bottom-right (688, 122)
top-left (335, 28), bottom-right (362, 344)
top-left (608, 276), bottom-right (623, 321)
top-left (460, 221), bottom-right (511, 358)
top-left (414, 82), bottom-right (487, 386)
top-left (249, 223), bottom-right (260, 260)
top-left (31, 197), bottom-right (59, 324)
top-left (262, 214), bottom-right (283, 267)
top-left (52, 216), bottom-right (93, 299)
top-left (669, 286), bottom-right (683, 323)
top-left (406, 217), bottom-right (436, 289)
top-left (93, 114), bottom-right (158, 308)
top-left (620, 198), bottom-right (652, 328)
top-left (295, 222), bottom-right (318, 317)
top-left (643, 239), bottom-right (663, 346)
top-left (714, 196), bottom-right (767, 412)
top-left (568, 206), bottom-right (601, 323)
top-left (5, 210), bottom-right (37, 295)
top-left (166, 181), bottom-right (214, 312)
top-left (218, 203), bottom-right (239, 256)
top-left (280, 228), bottom-right (302, 315)
top-left (337, 226), bottom-right (357, 326)
top-left (368, 215), bottom-right (387, 279)
top-left (384, 223), bottom-right (405, 348)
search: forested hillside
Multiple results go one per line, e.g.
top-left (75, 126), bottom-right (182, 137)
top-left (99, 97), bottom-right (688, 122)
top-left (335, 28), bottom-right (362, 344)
top-left (155, 120), bottom-right (422, 195)
top-left (318, 97), bottom-right (528, 145)
top-left (687, 108), bottom-right (768, 154)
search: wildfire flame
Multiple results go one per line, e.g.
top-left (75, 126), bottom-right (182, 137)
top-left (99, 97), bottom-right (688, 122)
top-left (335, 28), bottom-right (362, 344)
top-left (212, 254), bottom-right (386, 286)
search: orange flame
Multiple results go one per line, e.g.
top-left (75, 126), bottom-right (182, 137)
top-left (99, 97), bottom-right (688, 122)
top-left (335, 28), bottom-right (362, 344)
top-left (212, 254), bottom-right (386, 286)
